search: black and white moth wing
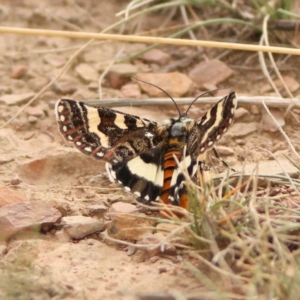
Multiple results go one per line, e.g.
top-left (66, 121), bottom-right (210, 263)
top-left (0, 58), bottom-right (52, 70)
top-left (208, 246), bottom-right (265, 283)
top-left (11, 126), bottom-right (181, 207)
top-left (170, 92), bottom-right (237, 207)
top-left (106, 146), bottom-right (165, 203)
top-left (55, 98), bottom-right (166, 202)
top-left (55, 99), bottom-right (158, 163)
top-left (195, 92), bottom-right (237, 156)
top-left (167, 153), bottom-right (199, 206)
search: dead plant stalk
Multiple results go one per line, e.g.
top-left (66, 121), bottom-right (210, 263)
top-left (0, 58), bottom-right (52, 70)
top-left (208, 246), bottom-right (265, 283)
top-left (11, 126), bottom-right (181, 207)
top-left (1, 26), bottom-right (300, 56)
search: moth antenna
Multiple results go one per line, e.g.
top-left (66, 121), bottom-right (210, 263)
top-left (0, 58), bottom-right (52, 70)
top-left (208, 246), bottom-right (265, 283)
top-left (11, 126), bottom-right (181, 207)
top-left (185, 87), bottom-right (231, 115)
top-left (132, 77), bottom-right (181, 117)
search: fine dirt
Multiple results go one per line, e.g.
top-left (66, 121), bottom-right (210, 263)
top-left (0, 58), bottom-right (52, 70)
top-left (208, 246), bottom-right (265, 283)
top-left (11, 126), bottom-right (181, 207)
top-left (1, 1), bottom-right (300, 300)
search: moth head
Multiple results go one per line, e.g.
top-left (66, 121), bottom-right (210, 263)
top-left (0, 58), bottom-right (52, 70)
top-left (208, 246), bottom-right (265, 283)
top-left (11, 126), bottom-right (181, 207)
top-left (170, 115), bottom-right (195, 138)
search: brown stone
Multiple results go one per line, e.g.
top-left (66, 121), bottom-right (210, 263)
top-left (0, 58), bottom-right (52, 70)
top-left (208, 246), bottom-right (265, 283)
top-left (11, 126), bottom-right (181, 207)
top-left (109, 63), bottom-right (138, 76)
top-left (189, 59), bottom-right (233, 88)
top-left (274, 76), bottom-right (300, 93)
top-left (88, 82), bottom-right (98, 90)
top-left (235, 139), bottom-right (246, 145)
top-left (75, 63), bottom-right (98, 82)
top-left (229, 122), bottom-right (258, 137)
top-left (202, 83), bottom-right (218, 92)
top-left (108, 72), bottom-right (129, 89)
top-left (28, 115), bottom-right (38, 123)
top-left (250, 105), bottom-right (260, 115)
top-left (0, 186), bottom-right (27, 207)
top-left (235, 107), bottom-right (250, 119)
top-left (11, 64), bottom-right (28, 79)
top-left (87, 204), bottom-right (107, 218)
top-left (120, 83), bottom-right (141, 98)
top-left (17, 149), bottom-right (106, 186)
top-left (261, 108), bottom-right (285, 132)
top-left (44, 54), bottom-right (66, 68)
top-left (107, 213), bottom-right (155, 240)
top-left (52, 81), bottom-right (78, 95)
top-left (10, 178), bottom-right (22, 186)
top-left (110, 202), bottom-right (138, 214)
top-left (0, 93), bottom-right (35, 106)
top-left (231, 159), bottom-right (298, 177)
top-left (25, 106), bottom-right (44, 118)
top-left (215, 146), bottom-right (234, 156)
top-left (136, 72), bottom-right (195, 97)
top-left (0, 201), bottom-right (62, 241)
top-left (137, 232), bottom-right (176, 256)
top-left (141, 49), bottom-right (171, 66)
top-left (61, 216), bottom-right (105, 239)
top-left (106, 64), bottom-right (138, 89)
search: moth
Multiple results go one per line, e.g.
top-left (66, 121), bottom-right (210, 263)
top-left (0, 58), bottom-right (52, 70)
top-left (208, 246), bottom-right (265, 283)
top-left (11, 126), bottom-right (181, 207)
top-left (55, 90), bottom-right (237, 210)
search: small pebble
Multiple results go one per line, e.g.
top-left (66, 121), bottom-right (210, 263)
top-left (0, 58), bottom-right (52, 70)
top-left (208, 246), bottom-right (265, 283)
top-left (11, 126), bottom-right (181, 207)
top-left (11, 65), bottom-right (27, 79)
top-left (150, 256), bottom-right (160, 263)
top-left (26, 106), bottom-right (44, 118)
top-left (28, 116), bottom-right (38, 123)
top-left (158, 267), bottom-right (168, 274)
top-left (10, 178), bottom-right (22, 185)
top-left (287, 187), bottom-right (295, 193)
top-left (235, 139), bottom-right (246, 145)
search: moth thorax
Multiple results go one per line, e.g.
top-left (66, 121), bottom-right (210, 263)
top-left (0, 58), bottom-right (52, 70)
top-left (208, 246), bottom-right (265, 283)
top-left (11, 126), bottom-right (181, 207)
top-left (170, 118), bottom-right (194, 137)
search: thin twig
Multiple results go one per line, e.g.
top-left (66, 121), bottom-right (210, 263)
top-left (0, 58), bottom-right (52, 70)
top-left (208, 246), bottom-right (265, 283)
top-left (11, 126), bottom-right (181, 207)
top-left (180, 5), bottom-right (202, 53)
top-left (258, 32), bottom-right (281, 97)
top-left (83, 96), bottom-right (300, 108)
top-left (262, 15), bottom-right (294, 99)
top-left (261, 15), bottom-right (298, 119)
top-left (1, 26), bottom-right (300, 55)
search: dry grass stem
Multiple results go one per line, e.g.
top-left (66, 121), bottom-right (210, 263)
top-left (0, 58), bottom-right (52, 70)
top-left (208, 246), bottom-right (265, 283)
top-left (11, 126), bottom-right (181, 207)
top-left (1, 26), bottom-right (300, 56)
top-left (263, 15), bottom-right (294, 99)
top-left (85, 96), bottom-right (300, 108)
